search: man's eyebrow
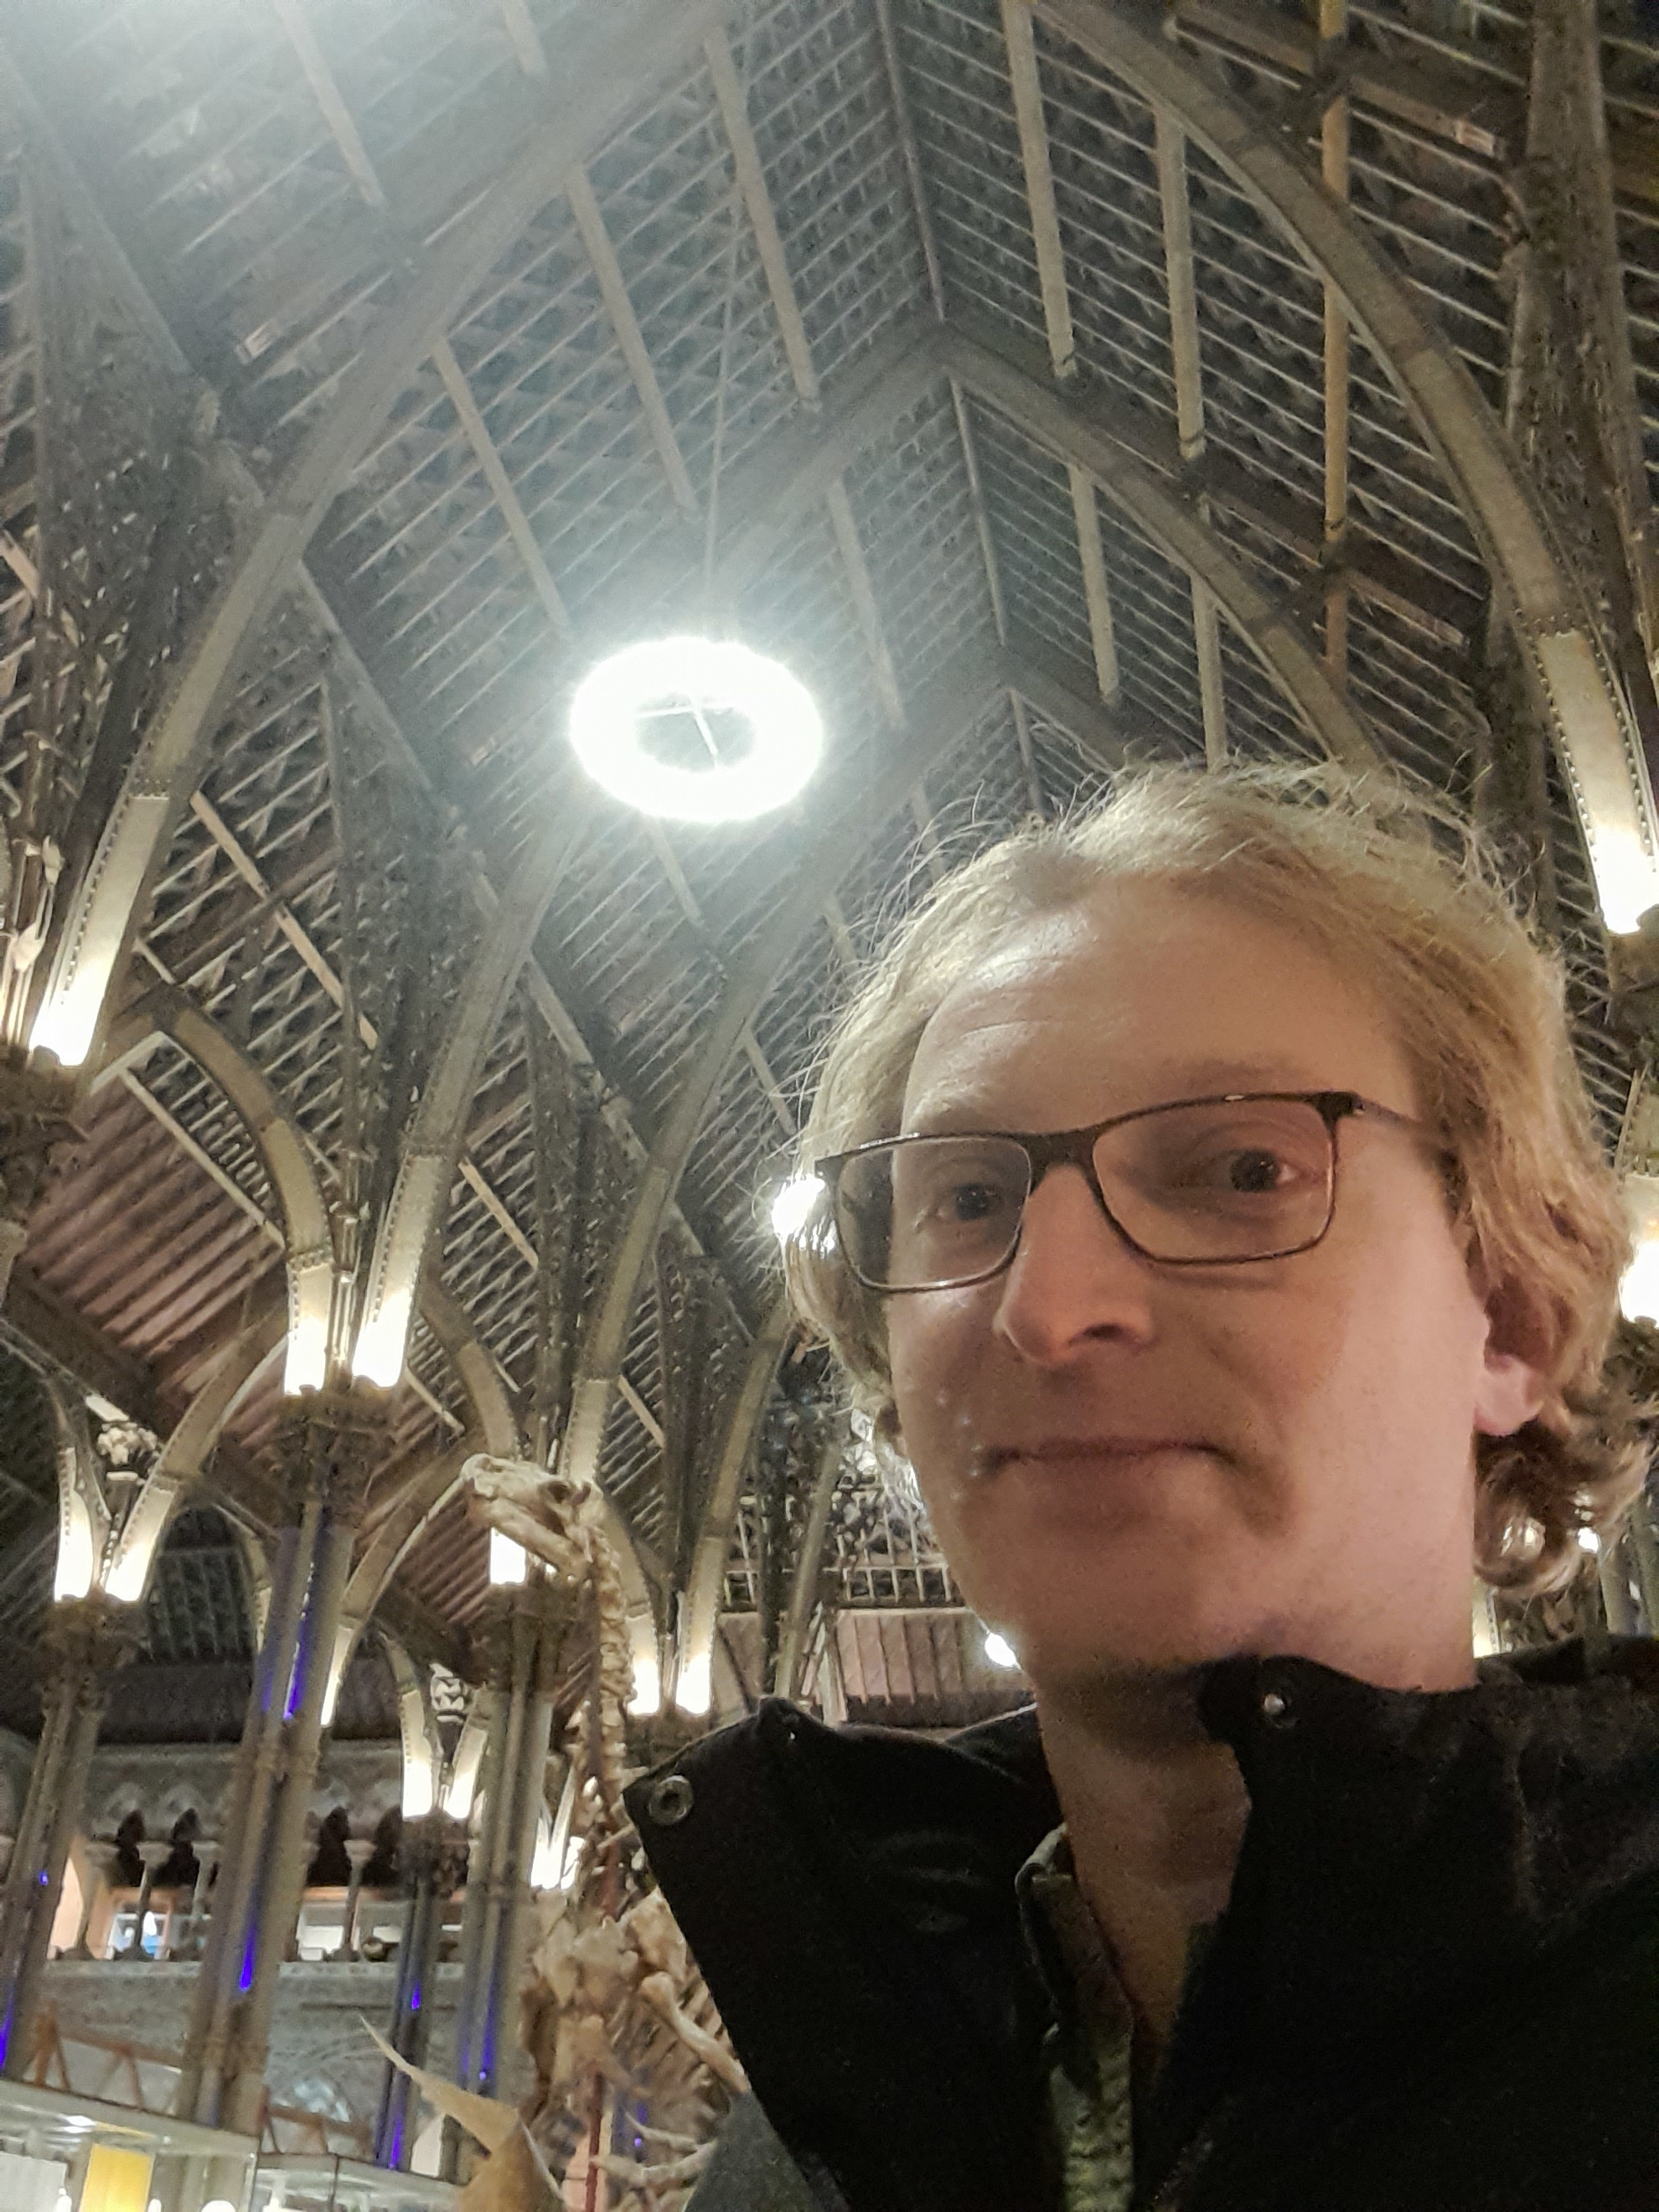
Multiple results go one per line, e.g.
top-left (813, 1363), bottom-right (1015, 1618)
top-left (905, 1059), bottom-right (1331, 1134)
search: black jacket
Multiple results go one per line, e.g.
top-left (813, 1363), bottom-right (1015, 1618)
top-left (628, 1639), bottom-right (1659, 2212)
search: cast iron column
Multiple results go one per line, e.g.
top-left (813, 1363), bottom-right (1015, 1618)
top-left (174, 1384), bottom-right (385, 2144)
top-left (0, 1593), bottom-right (141, 2074)
top-left (443, 1573), bottom-right (571, 2178)
top-left (374, 1811), bottom-right (467, 2168)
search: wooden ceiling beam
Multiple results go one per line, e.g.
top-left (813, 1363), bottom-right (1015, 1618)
top-left (705, 25), bottom-right (820, 406)
top-left (566, 164), bottom-right (699, 521)
top-left (269, 0), bottom-right (385, 209)
top-left (1001, 0), bottom-right (1076, 381)
top-left (498, 0), bottom-right (550, 80)
top-left (1068, 464), bottom-right (1121, 707)
top-left (1151, 109), bottom-right (1228, 763)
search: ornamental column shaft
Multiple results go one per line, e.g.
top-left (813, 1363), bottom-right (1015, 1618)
top-left (374, 1813), bottom-right (465, 2168)
top-left (442, 1577), bottom-right (568, 2181)
top-left (175, 1386), bottom-right (385, 2142)
top-left (0, 1594), bottom-right (140, 2075)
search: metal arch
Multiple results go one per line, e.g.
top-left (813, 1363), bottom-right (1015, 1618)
top-left (339, 1438), bottom-right (476, 1656)
top-left (557, 647), bottom-right (1005, 1496)
top-left (100, 990), bottom-right (514, 1455)
top-left (333, 1440), bottom-right (659, 1702)
top-left (23, 0), bottom-right (725, 1071)
top-left (38, 1373), bottom-right (103, 1596)
top-left (106, 1298), bottom-right (288, 1607)
top-left (934, 325), bottom-right (1379, 769)
top-left (672, 1292), bottom-right (793, 1712)
top-left (1026, 0), bottom-right (1659, 900)
top-left (100, 989), bottom-right (337, 1393)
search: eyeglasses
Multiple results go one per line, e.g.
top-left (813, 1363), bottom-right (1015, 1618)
top-left (814, 1090), bottom-right (1427, 1295)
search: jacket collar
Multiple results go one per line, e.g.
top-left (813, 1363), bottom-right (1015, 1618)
top-left (633, 1639), bottom-right (1659, 2212)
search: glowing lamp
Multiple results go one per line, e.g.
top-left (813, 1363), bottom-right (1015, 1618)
top-left (401, 1755), bottom-right (436, 1821)
top-left (53, 1493), bottom-right (96, 1602)
top-left (283, 1309), bottom-right (329, 1397)
top-left (674, 1651), bottom-right (711, 1718)
top-left (488, 1529), bottom-right (528, 1585)
top-left (984, 1631), bottom-right (1021, 1670)
top-left (530, 1811), bottom-right (561, 1891)
top-left (569, 637), bottom-right (823, 823)
top-left (769, 1174), bottom-right (826, 1247)
top-left (351, 1291), bottom-right (412, 1389)
top-left (628, 1651), bottom-right (662, 1718)
top-left (1590, 823), bottom-right (1659, 936)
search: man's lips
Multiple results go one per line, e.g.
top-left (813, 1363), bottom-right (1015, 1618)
top-left (980, 1436), bottom-right (1216, 1474)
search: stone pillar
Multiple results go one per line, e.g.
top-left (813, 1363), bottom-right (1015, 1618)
top-left (174, 1385), bottom-right (385, 2145)
top-left (122, 1841), bottom-right (171, 1961)
top-left (0, 1052), bottom-right (81, 1305)
top-left (67, 1842), bottom-right (105, 1959)
top-left (374, 1813), bottom-right (466, 2168)
top-left (334, 1837), bottom-right (375, 1961)
top-left (178, 1838), bottom-right (217, 1962)
top-left (442, 1575), bottom-right (571, 2178)
top-left (0, 1593), bottom-right (140, 2074)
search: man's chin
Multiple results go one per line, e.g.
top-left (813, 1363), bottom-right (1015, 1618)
top-left (1003, 1596), bottom-right (1264, 1692)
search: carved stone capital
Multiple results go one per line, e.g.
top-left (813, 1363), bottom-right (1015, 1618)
top-left (40, 1591), bottom-right (143, 1709)
top-left (275, 1382), bottom-right (391, 1522)
top-left (0, 1050), bottom-right (82, 1238)
top-left (404, 1810), bottom-right (468, 1894)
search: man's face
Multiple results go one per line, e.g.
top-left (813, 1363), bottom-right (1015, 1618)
top-left (886, 881), bottom-right (1543, 1696)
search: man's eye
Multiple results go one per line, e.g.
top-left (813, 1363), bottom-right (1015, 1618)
top-left (943, 1181), bottom-right (1002, 1222)
top-left (1223, 1147), bottom-right (1287, 1194)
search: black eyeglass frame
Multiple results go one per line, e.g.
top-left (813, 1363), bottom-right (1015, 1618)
top-left (814, 1089), bottom-right (1430, 1295)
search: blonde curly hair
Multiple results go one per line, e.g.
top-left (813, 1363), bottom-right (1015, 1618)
top-left (784, 762), bottom-right (1646, 1599)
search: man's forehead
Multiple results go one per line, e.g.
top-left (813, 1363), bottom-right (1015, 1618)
top-left (902, 882), bottom-right (1414, 1120)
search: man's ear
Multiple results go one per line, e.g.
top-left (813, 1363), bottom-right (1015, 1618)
top-left (1473, 1277), bottom-right (1548, 1439)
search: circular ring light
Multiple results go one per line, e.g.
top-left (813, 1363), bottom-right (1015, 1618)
top-left (569, 636), bottom-right (824, 824)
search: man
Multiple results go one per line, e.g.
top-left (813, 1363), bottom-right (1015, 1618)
top-left (628, 766), bottom-right (1659, 2211)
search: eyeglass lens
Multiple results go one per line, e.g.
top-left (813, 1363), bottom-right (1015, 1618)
top-left (834, 1097), bottom-right (1338, 1289)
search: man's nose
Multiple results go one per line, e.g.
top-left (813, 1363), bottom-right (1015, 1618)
top-left (991, 1162), bottom-right (1158, 1364)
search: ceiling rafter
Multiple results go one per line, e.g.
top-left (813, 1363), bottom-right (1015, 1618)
top-left (708, 25), bottom-right (950, 875)
top-left (1150, 105), bottom-right (1227, 763)
top-left (1320, 0), bottom-right (1354, 694)
top-left (566, 163), bottom-right (700, 523)
top-left (873, 0), bottom-right (1037, 813)
top-left (268, 0), bottom-right (385, 212)
top-left (1001, 0), bottom-right (1076, 381)
top-left (1067, 465), bottom-right (1120, 706)
top-left (432, 337), bottom-right (575, 643)
top-left (498, 0), bottom-right (550, 81)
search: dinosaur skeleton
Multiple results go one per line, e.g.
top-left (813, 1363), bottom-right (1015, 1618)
top-left (451, 1457), bottom-right (744, 2208)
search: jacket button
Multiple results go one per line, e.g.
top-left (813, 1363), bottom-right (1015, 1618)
top-left (646, 1774), bottom-right (695, 1826)
top-left (1260, 1689), bottom-right (1293, 1727)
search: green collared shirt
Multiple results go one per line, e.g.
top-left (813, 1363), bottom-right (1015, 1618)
top-left (1017, 1826), bottom-right (1213, 2212)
